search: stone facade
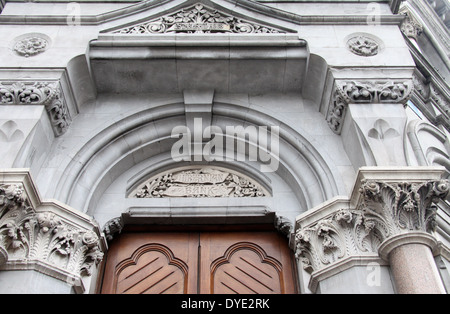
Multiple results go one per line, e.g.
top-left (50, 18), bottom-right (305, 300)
top-left (0, 0), bottom-right (449, 294)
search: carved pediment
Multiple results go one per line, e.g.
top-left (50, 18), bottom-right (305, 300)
top-left (112, 3), bottom-right (285, 34)
top-left (129, 166), bottom-right (269, 198)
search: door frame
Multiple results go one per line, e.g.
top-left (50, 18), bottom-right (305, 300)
top-left (97, 219), bottom-right (300, 294)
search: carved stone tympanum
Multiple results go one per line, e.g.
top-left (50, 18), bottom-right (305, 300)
top-left (130, 167), bottom-right (268, 198)
top-left (113, 3), bottom-right (283, 34)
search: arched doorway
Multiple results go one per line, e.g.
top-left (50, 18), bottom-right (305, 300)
top-left (100, 225), bottom-right (298, 294)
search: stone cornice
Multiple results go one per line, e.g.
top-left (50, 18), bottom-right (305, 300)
top-left (0, 0), bottom-right (405, 26)
top-left (0, 169), bottom-right (106, 293)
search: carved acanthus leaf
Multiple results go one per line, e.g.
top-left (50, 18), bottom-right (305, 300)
top-left (358, 179), bottom-right (450, 236)
top-left (113, 3), bottom-right (283, 34)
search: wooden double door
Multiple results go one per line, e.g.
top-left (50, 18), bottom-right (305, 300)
top-left (101, 229), bottom-right (297, 294)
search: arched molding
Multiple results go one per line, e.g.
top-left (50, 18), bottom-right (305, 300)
top-left (53, 100), bottom-right (346, 216)
top-left (406, 119), bottom-right (450, 176)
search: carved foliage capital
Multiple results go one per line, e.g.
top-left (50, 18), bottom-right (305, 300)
top-left (295, 177), bottom-right (449, 273)
top-left (358, 178), bottom-right (449, 236)
top-left (295, 208), bottom-right (381, 274)
top-left (0, 183), bottom-right (104, 283)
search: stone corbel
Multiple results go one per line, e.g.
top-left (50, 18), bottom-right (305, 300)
top-left (294, 167), bottom-right (449, 293)
top-left (0, 81), bottom-right (72, 137)
top-left (326, 79), bottom-right (413, 135)
top-left (0, 170), bottom-right (106, 293)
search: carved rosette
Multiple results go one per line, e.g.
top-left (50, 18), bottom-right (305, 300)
top-left (13, 36), bottom-right (48, 58)
top-left (0, 183), bottom-right (104, 286)
top-left (0, 81), bottom-right (71, 136)
top-left (113, 3), bottom-right (283, 34)
top-left (347, 36), bottom-right (379, 57)
top-left (326, 80), bottom-right (413, 134)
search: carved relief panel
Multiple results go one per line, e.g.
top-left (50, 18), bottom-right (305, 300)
top-left (129, 166), bottom-right (269, 198)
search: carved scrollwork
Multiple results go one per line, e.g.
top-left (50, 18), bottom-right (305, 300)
top-left (326, 80), bottom-right (413, 134)
top-left (113, 3), bottom-right (283, 34)
top-left (0, 81), bottom-right (71, 137)
top-left (0, 183), bottom-right (104, 279)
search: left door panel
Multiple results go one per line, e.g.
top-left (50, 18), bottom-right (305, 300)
top-left (101, 233), bottom-right (199, 294)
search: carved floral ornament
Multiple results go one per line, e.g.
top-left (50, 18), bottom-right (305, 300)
top-left (113, 3), bottom-right (283, 34)
top-left (326, 80), bottom-right (414, 134)
top-left (130, 167), bottom-right (269, 198)
top-left (294, 178), bottom-right (449, 275)
top-left (0, 183), bottom-right (104, 288)
top-left (13, 35), bottom-right (49, 58)
top-left (0, 81), bottom-right (71, 137)
top-left (347, 35), bottom-right (380, 57)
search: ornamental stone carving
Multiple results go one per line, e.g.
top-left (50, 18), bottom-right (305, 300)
top-left (358, 179), bottom-right (449, 236)
top-left (0, 81), bottom-right (71, 136)
top-left (13, 35), bottom-right (49, 58)
top-left (294, 168), bottom-right (449, 289)
top-left (295, 208), bottom-right (381, 274)
top-left (347, 35), bottom-right (379, 56)
top-left (113, 3), bottom-right (283, 34)
top-left (326, 80), bottom-right (413, 134)
top-left (130, 167), bottom-right (268, 198)
top-left (0, 179), bottom-right (104, 291)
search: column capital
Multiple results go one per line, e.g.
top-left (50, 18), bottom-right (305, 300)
top-left (294, 167), bottom-right (449, 292)
top-left (0, 170), bottom-right (106, 293)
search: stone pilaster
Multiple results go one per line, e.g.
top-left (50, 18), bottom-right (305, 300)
top-left (0, 170), bottom-right (106, 293)
top-left (294, 167), bottom-right (449, 293)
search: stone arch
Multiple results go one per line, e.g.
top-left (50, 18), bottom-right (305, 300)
top-left (52, 100), bottom-right (346, 223)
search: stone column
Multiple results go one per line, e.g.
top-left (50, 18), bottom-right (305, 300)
top-left (294, 167), bottom-right (449, 294)
top-left (358, 168), bottom-right (449, 294)
top-left (379, 232), bottom-right (445, 293)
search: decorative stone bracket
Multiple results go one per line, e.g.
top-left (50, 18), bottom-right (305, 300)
top-left (0, 170), bottom-right (106, 293)
top-left (326, 79), bottom-right (413, 134)
top-left (294, 167), bottom-right (449, 292)
top-left (0, 81), bottom-right (72, 137)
